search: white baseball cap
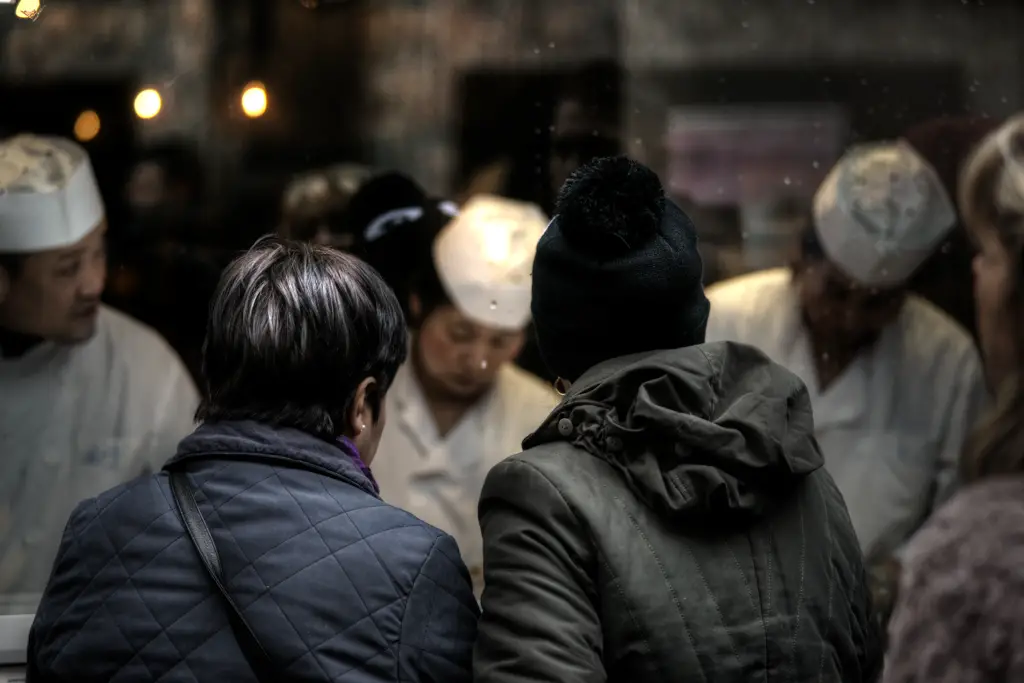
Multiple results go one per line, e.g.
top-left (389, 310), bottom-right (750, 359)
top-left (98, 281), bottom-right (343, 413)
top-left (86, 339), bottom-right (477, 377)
top-left (813, 140), bottom-right (956, 288)
top-left (0, 134), bottom-right (105, 253)
top-left (433, 194), bottom-right (547, 330)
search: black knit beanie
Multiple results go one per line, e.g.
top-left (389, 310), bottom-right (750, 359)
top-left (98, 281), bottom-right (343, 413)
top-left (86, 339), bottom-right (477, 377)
top-left (531, 156), bottom-right (710, 382)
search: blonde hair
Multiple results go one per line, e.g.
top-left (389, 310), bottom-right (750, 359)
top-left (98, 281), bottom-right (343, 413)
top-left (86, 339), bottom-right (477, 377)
top-left (960, 114), bottom-right (1024, 481)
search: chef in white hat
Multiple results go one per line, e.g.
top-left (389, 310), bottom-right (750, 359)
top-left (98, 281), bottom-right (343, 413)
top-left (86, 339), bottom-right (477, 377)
top-left (704, 141), bottom-right (988, 559)
top-left (0, 134), bottom-right (199, 596)
top-left (372, 194), bottom-right (558, 597)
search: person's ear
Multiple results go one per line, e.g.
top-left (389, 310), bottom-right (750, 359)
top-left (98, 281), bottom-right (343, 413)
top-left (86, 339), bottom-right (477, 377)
top-left (347, 376), bottom-right (378, 436)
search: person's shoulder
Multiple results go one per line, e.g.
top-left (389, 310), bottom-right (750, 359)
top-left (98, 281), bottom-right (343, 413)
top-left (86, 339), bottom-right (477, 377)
top-left (898, 479), bottom-right (1024, 628)
top-left (907, 477), bottom-right (1024, 570)
top-left (61, 472), bottom-right (171, 555)
top-left (363, 495), bottom-right (464, 564)
top-left (489, 439), bottom-right (602, 503)
top-left (706, 268), bottom-right (791, 305)
top-left (705, 269), bottom-right (792, 336)
top-left (500, 363), bottom-right (559, 408)
top-left (98, 306), bottom-right (186, 368)
top-left (899, 296), bottom-right (980, 366)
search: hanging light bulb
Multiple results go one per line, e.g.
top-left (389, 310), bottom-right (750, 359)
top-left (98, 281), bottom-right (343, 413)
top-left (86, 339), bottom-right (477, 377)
top-left (241, 82), bottom-right (268, 118)
top-left (15, 0), bottom-right (42, 20)
top-left (134, 89), bottom-right (162, 120)
top-left (73, 111), bottom-right (101, 142)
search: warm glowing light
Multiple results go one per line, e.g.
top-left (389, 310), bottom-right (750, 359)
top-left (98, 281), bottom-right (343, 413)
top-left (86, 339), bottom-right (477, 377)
top-left (134, 89), bottom-right (162, 120)
top-left (241, 82), bottom-right (268, 118)
top-left (73, 110), bottom-right (101, 142)
top-left (15, 0), bottom-right (41, 20)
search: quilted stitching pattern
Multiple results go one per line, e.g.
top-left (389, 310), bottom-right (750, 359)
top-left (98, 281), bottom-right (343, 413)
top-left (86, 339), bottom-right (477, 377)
top-left (28, 423), bottom-right (479, 682)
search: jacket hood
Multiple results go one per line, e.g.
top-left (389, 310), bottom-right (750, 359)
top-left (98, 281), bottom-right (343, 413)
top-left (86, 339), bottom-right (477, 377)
top-left (523, 341), bottom-right (823, 525)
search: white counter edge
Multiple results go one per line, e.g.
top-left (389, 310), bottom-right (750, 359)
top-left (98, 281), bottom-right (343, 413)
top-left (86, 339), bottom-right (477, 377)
top-left (0, 614), bottom-right (31, 666)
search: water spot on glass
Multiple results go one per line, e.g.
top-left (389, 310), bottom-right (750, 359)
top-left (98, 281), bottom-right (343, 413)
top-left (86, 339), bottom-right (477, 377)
top-left (480, 359), bottom-right (488, 370)
top-left (823, 76), bottom-right (832, 84)
top-left (717, 187), bottom-right (725, 195)
top-left (751, 42), bottom-right (760, 50)
top-left (812, 160), bottom-right (820, 169)
top-left (635, 138), bottom-right (643, 145)
top-left (1002, 96), bottom-right (1009, 104)
top-left (548, 42), bottom-right (556, 49)
top-left (741, 20), bottom-right (750, 28)
top-left (941, 242), bottom-right (951, 254)
top-left (533, 47), bottom-right (540, 55)
top-left (783, 177), bottom-right (792, 186)
top-left (535, 128), bottom-right (542, 134)
top-left (489, 300), bottom-right (498, 310)
top-left (821, 352), bottom-right (830, 362)
top-left (861, 78), bottom-right (869, 86)
top-left (807, 0), bottom-right (815, 4)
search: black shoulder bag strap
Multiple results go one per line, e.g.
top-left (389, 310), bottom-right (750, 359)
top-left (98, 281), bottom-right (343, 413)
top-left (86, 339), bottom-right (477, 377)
top-left (169, 469), bottom-right (283, 683)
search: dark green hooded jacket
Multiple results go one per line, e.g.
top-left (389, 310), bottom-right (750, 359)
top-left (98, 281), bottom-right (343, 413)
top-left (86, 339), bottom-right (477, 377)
top-left (474, 341), bottom-right (883, 683)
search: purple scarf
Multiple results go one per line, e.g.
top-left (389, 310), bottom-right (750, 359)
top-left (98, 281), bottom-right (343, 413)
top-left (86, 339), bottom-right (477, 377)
top-left (336, 435), bottom-right (380, 495)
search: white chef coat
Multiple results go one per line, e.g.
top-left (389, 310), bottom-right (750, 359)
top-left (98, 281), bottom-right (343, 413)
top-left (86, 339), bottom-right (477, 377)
top-left (705, 268), bottom-right (987, 557)
top-left (373, 361), bottom-right (558, 595)
top-left (0, 305), bottom-right (199, 596)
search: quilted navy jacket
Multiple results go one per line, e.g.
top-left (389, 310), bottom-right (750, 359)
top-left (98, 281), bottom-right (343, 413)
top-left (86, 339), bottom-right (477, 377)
top-left (26, 420), bottom-right (479, 682)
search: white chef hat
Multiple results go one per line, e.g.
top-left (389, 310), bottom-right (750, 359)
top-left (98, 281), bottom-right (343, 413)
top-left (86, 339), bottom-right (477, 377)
top-left (433, 194), bottom-right (547, 330)
top-left (813, 140), bottom-right (957, 288)
top-left (0, 134), bottom-right (105, 254)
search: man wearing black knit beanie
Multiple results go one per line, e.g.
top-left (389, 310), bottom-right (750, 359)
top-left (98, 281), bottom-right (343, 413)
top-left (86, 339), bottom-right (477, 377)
top-left (531, 156), bottom-right (710, 383)
top-left (474, 157), bottom-right (882, 683)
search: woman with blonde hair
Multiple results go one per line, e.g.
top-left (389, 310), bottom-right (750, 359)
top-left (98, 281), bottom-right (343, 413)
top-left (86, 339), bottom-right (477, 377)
top-left (883, 115), bottom-right (1024, 683)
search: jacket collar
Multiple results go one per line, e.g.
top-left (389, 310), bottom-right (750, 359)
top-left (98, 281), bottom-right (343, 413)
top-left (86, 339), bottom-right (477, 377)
top-left (164, 420), bottom-right (379, 498)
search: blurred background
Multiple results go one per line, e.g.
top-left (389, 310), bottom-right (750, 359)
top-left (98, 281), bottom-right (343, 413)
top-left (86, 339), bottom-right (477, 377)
top-left (0, 0), bottom-right (1018, 377)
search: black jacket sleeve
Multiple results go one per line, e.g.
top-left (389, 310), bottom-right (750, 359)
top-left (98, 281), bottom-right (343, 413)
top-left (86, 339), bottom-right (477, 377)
top-left (474, 457), bottom-right (606, 683)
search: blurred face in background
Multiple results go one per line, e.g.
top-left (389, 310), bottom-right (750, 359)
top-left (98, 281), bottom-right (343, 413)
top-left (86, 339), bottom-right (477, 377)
top-left (127, 161), bottom-right (168, 210)
top-left (411, 299), bottom-right (525, 402)
top-left (0, 221), bottom-right (108, 343)
top-left (795, 257), bottom-right (906, 354)
top-left (549, 98), bottom-right (621, 197)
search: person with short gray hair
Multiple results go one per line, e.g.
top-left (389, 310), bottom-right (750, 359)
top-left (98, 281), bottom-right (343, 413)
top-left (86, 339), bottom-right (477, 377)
top-left (27, 237), bottom-right (479, 682)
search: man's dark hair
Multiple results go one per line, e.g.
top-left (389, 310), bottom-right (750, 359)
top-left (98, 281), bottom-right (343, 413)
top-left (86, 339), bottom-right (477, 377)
top-left (197, 236), bottom-right (407, 438)
top-left (407, 253), bottom-right (451, 326)
top-left (0, 253), bottom-right (25, 279)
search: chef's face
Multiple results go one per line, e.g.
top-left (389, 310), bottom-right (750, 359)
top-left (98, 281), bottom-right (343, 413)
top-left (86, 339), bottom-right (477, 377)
top-left (0, 221), bottom-right (107, 343)
top-left (413, 303), bottom-right (525, 401)
top-left (971, 219), bottom-right (1018, 389)
top-left (549, 99), bottom-right (621, 199)
top-left (796, 258), bottom-right (906, 352)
